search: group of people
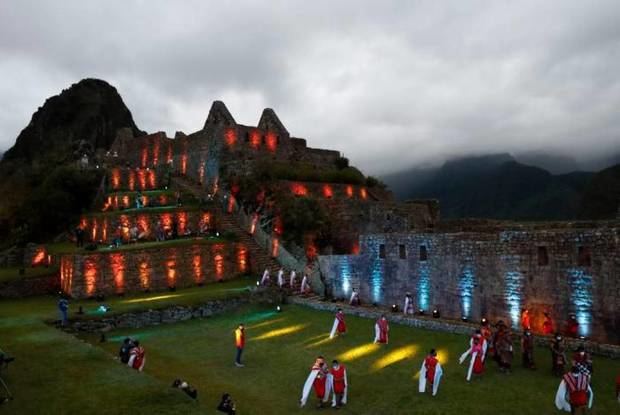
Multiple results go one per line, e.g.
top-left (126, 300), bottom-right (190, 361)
top-left (259, 267), bottom-right (312, 295)
top-left (118, 337), bottom-right (146, 372)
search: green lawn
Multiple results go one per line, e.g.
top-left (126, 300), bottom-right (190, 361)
top-left (1, 288), bottom-right (618, 414)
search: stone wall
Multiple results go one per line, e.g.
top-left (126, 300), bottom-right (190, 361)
top-left (319, 225), bottom-right (620, 344)
top-left (60, 242), bottom-right (252, 299)
top-left (80, 208), bottom-right (216, 244)
top-left (0, 273), bottom-right (59, 298)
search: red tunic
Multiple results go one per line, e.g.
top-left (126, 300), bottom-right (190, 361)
top-left (330, 365), bottom-right (347, 394)
top-left (313, 370), bottom-right (327, 399)
top-left (424, 356), bottom-right (438, 384)
top-left (336, 312), bottom-right (346, 334)
top-left (376, 318), bottom-right (389, 343)
top-left (563, 373), bottom-right (589, 406)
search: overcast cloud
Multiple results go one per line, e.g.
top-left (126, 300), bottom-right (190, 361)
top-left (1, 0), bottom-right (620, 174)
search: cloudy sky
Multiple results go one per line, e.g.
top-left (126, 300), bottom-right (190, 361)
top-left (1, 1), bottom-right (620, 174)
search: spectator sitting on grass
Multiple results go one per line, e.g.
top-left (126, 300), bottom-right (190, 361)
top-left (217, 393), bottom-right (236, 414)
top-left (172, 379), bottom-right (198, 399)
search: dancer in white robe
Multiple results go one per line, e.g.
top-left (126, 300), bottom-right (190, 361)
top-left (419, 349), bottom-right (443, 396)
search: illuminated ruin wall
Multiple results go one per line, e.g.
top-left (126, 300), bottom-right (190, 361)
top-left (60, 242), bottom-right (250, 299)
top-left (79, 209), bottom-right (216, 244)
top-left (320, 225), bottom-right (620, 344)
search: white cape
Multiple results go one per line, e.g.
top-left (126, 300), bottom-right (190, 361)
top-left (418, 361), bottom-right (443, 396)
top-left (300, 370), bottom-right (331, 407)
top-left (554, 380), bottom-right (594, 412)
top-left (329, 317), bottom-right (339, 339)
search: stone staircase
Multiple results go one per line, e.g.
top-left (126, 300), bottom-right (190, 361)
top-left (171, 176), bottom-right (282, 278)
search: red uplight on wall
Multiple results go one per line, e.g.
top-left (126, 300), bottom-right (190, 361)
top-left (31, 248), bottom-right (46, 267)
top-left (177, 211), bottom-right (188, 235)
top-left (111, 168), bottom-right (121, 190)
top-left (110, 253), bottom-right (125, 294)
top-left (266, 131), bottom-right (277, 152)
top-left (237, 246), bottom-right (247, 273)
top-left (192, 254), bottom-right (203, 284)
top-left (148, 169), bottom-right (156, 189)
top-left (128, 170), bottom-right (136, 191)
top-left (360, 187), bottom-right (368, 200)
top-left (141, 146), bottom-right (148, 168)
top-left (181, 153), bottom-right (188, 175)
top-left (153, 139), bottom-right (160, 167)
top-left (249, 130), bottom-right (261, 149)
top-left (214, 249), bottom-right (224, 280)
top-left (323, 185), bottom-right (333, 199)
top-left (346, 185), bottom-right (354, 198)
top-left (84, 258), bottom-right (98, 297)
top-left (291, 183), bottom-right (308, 197)
top-left (271, 238), bottom-right (279, 258)
top-left (225, 128), bottom-right (237, 147)
top-left (139, 259), bottom-right (150, 290)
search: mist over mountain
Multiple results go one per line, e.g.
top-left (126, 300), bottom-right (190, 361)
top-left (380, 152), bottom-right (619, 220)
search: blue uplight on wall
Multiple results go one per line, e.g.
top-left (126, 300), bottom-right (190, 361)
top-left (458, 265), bottom-right (475, 318)
top-left (504, 270), bottom-right (523, 329)
top-left (339, 256), bottom-right (352, 296)
top-left (369, 240), bottom-right (384, 303)
top-left (417, 262), bottom-right (430, 311)
top-left (568, 268), bottom-right (593, 337)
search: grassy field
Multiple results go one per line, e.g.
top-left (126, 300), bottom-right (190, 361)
top-left (1, 287), bottom-right (618, 414)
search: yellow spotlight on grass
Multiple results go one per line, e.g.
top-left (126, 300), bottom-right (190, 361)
top-left (124, 294), bottom-right (182, 304)
top-left (436, 348), bottom-right (449, 365)
top-left (252, 324), bottom-right (308, 341)
top-left (305, 334), bottom-right (333, 349)
top-left (371, 345), bottom-right (418, 371)
top-left (337, 343), bottom-right (380, 362)
top-left (247, 317), bottom-right (286, 330)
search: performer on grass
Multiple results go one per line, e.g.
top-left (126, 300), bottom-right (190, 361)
top-left (550, 334), bottom-right (567, 377)
top-left (403, 292), bottom-right (414, 315)
top-left (521, 308), bottom-right (532, 331)
top-left (374, 315), bottom-right (389, 344)
top-left (459, 333), bottom-right (485, 381)
top-left (128, 340), bottom-right (146, 371)
top-left (329, 360), bottom-right (348, 408)
top-left (555, 366), bottom-right (593, 413)
top-left (260, 268), bottom-right (270, 286)
top-left (329, 308), bottom-right (347, 339)
top-left (349, 288), bottom-right (361, 306)
top-left (572, 345), bottom-right (593, 376)
top-left (419, 349), bottom-right (443, 396)
top-left (521, 329), bottom-right (536, 369)
top-left (300, 356), bottom-right (331, 408)
top-left (277, 267), bottom-right (285, 288)
top-left (289, 269), bottom-right (297, 288)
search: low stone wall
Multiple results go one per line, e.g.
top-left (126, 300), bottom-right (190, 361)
top-left (60, 242), bottom-right (251, 299)
top-left (66, 297), bottom-right (249, 333)
top-left (289, 296), bottom-right (620, 358)
top-left (0, 274), bottom-right (59, 298)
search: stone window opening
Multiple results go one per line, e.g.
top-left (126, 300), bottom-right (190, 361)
top-left (399, 244), bottom-right (406, 259)
top-left (419, 245), bottom-right (428, 262)
top-left (379, 244), bottom-right (386, 259)
top-left (577, 246), bottom-right (592, 267)
top-left (537, 246), bottom-right (549, 266)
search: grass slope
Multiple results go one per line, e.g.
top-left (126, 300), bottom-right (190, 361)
top-left (1, 292), bottom-right (619, 414)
